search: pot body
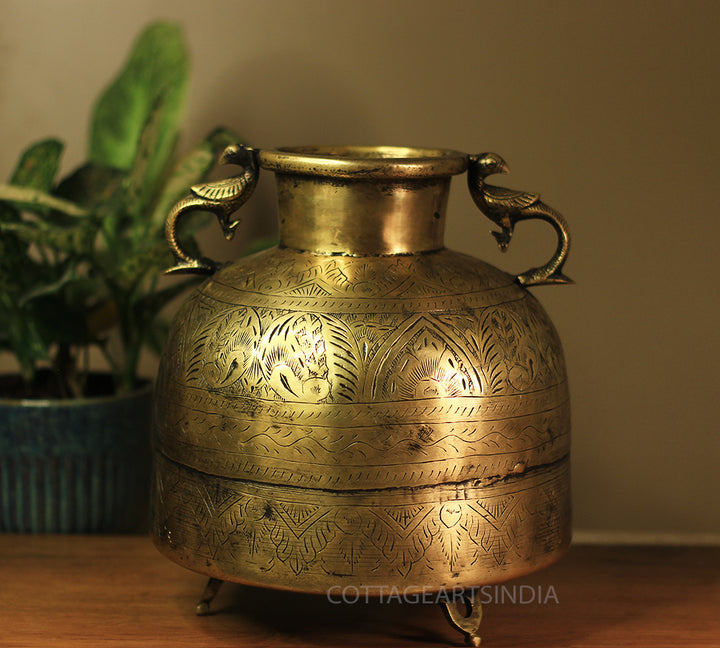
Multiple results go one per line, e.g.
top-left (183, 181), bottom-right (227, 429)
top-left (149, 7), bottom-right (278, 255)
top-left (0, 381), bottom-right (152, 533)
top-left (152, 146), bottom-right (571, 594)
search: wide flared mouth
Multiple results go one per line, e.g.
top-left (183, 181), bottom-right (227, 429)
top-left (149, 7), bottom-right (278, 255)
top-left (257, 145), bottom-right (468, 179)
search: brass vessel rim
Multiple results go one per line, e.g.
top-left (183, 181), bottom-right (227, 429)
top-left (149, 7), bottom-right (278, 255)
top-left (257, 146), bottom-right (469, 179)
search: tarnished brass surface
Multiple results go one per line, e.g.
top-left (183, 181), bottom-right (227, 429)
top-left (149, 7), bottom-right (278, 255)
top-left (153, 145), bottom-right (572, 595)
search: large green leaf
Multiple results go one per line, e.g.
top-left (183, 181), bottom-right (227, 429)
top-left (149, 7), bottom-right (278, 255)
top-left (53, 162), bottom-right (126, 256)
top-left (0, 184), bottom-right (87, 218)
top-left (0, 220), bottom-right (95, 256)
top-left (1, 290), bottom-right (52, 382)
top-left (19, 262), bottom-right (77, 307)
top-left (123, 95), bottom-right (169, 224)
top-left (10, 139), bottom-right (64, 191)
top-left (0, 203), bottom-right (26, 281)
top-left (89, 22), bottom-right (189, 195)
top-left (54, 163), bottom-right (125, 211)
top-left (111, 240), bottom-right (173, 294)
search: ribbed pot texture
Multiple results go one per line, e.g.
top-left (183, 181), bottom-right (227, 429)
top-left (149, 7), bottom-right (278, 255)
top-left (0, 383), bottom-right (152, 533)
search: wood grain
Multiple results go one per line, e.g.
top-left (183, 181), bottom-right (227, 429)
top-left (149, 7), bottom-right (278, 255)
top-left (0, 536), bottom-right (718, 647)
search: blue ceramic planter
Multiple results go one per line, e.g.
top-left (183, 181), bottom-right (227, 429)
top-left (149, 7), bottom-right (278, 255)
top-left (0, 384), bottom-right (152, 533)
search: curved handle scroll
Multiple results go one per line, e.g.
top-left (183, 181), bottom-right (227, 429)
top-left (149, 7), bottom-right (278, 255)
top-left (165, 144), bottom-right (259, 275)
top-left (467, 153), bottom-right (572, 286)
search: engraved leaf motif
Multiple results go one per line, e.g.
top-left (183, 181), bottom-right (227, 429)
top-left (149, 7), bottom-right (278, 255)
top-left (522, 295), bottom-right (567, 385)
top-left (384, 328), bottom-right (473, 400)
top-left (187, 306), bottom-right (263, 392)
top-left (260, 313), bottom-right (362, 403)
top-left (202, 308), bottom-right (263, 390)
top-left (348, 315), bottom-right (396, 365)
top-left (335, 510), bottom-right (366, 569)
top-left (366, 516), bottom-right (434, 577)
top-left (262, 313), bottom-right (332, 402)
top-left (452, 314), bottom-right (499, 395)
top-left (266, 514), bottom-right (336, 575)
top-left (438, 525), bottom-right (464, 571)
top-left (192, 484), bottom-right (247, 558)
top-left (300, 520), bottom-right (336, 563)
top-left (336, 534), bottom-right (364, 569)
top-left (319, 314), bottom-right (361, 402)
top-left (467, 499), bottom-right (525, 567)
top-left (479, 330), bottom-right (505, 394)
top-left (425, 503), bottom-right (467, 572)
top-left (185, 303), bottom-right (222, 383)
top-left (481, 306), bottom-right (518, 357)
top-left (478, 305), bottom-right (534, 393)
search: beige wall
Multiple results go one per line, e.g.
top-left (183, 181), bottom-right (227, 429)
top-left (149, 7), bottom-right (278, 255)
top-left (2, 0), bottom-right (718, 540)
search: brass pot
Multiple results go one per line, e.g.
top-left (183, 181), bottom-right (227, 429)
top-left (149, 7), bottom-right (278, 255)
top-left (152, 145), bottom-right (572, 639)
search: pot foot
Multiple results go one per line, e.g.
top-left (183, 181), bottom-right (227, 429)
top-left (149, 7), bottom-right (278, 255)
top-left (195, 577), bottom-right (224, 615)
top-left (440, 590), bottom-right (483, 646)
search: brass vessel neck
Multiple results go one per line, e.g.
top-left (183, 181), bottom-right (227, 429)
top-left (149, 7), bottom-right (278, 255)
top-left (258, 146), bottom-right (468, 256)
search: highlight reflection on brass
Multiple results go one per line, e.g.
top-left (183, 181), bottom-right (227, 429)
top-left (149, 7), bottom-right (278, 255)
top-left (154, 145), bottom-right (573, 643)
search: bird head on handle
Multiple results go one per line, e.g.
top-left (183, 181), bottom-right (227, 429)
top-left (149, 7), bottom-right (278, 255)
top-left (472, 152), bottom-right (510, 179)
top-left (219, 143), bottom-right (258, 168)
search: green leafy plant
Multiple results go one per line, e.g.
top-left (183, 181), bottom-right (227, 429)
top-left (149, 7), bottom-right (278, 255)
top-left (0, 22), bottom-right (240, 398)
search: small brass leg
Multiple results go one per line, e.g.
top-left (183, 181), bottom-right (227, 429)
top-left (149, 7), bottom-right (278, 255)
top-left (441, 591), bottom-right (483, 647)
top-left (195, 577), bottom-right (224, 616)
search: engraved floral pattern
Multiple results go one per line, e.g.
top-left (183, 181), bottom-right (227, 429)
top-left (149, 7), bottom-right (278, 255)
top-left (154, 245), bottom-right (571, 591)
top-left (153, 455), bottom-right (570, 587)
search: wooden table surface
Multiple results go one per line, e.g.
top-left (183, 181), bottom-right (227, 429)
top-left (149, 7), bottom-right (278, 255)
top-left (0, 535), bottom-right (718, 647)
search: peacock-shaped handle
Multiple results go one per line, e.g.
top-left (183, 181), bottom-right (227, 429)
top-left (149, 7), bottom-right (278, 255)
top-left (165, 144), bottom-right (259, 275)
top-left (467, 152), bottom-right (572, 287)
